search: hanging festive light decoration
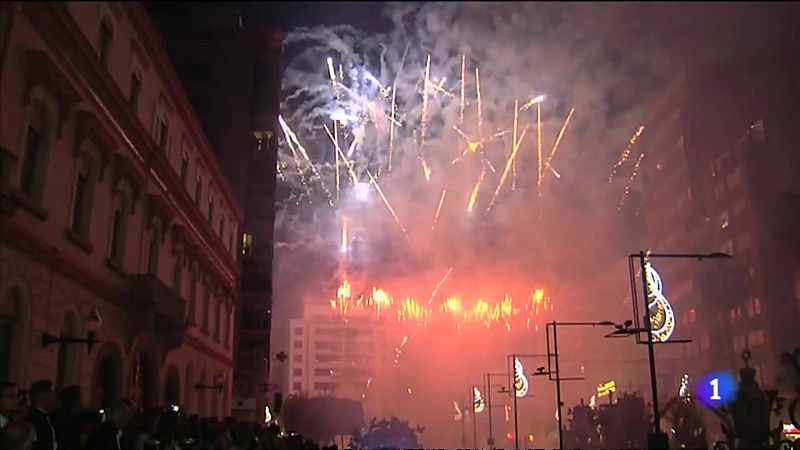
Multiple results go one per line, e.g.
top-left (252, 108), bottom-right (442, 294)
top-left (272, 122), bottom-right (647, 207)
top-left (645, 262), bottom-right (676, 342)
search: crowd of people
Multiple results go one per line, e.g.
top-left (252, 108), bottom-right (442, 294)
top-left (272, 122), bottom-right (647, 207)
top-left (0, 380), bottom-right (337, 450)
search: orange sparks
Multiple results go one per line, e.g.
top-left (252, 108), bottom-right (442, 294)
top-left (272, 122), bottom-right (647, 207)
top-left (431, 188), bottom-right (447, 231)
top-left (467, 169), bottom-right (486, 213)
top-left (340, 216), bottom-right (348, 254)
top-left (421, 158), bottom-right (432, 181)
top-left (609, 125), bottom-right (645, 183)
top-left (617, 152), bottom-right (646, 210)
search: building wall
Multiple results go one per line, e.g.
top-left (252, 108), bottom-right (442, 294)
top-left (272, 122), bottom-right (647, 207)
top-left (0, 2), bottom-right (243, 417)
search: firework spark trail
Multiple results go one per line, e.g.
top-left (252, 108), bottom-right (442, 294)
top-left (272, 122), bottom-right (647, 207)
top-left (543, 107), bottom-right (576, 180)
top-left (608, 125), bottom-right (645, 183)
top-left (323, 124), bottom-right (358, 184)
top-left (511, 99), bottom-right (519, 192)
top-left (537, 102), bottom-right (543, 190)
top-left (431, 188), bottom-right (448, 231)
top-left (334, 121), bottom-right (340, 201)
top-left (366, 169), bottom-right (411, 243)
top-left (279, 116), bottom-right (313, 197)
top-left (327, 57), bottom-right (339, 99)
top-left (617, 152), bottom-right (646, 210)
top-left (280, 121), bottom-right (334, 205)
top-left (421, 158), bottom-right (432, 181)
top-left (467, 168), bottom-right (486, 213)
top-left (389, 82), bottom-right (397, 174)
top-left (487, 126), bottom-right (529, 211)
top-left (475, 67), bottom-right (483, 141)
top-left (520, 95), bottom-right (545, 111)
top-left (430, 81), bottom-right (454, 97)
top-left (421, 54), bottom-right (431, 146)
top-left (460, 54), bottom-right (466, 127)
top-left (340, 215), bottom-right (348, 254)
top-left (425, 267), bottom-right (455, 306)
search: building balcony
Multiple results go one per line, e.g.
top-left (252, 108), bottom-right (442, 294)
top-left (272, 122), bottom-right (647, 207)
top-left (125, 274), bottom-right (187, 355)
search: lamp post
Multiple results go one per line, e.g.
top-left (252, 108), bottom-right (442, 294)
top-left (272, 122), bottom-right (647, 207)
top-left (41, 305), bottom-right (102, 354)
top-left (483, 372), bottom-right (506, 449)
top-left (505, 353), bottom-right (546, 450)
top-left (546, 320), bottom-right (619, 449)
top-left (628, 251), bottom-right (731, 449)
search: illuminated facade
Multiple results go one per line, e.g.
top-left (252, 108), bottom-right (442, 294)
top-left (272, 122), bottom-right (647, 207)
top-left (288, 302), bottom-right (390, 413)
top-left (0, 2), bottom-right (241, 417)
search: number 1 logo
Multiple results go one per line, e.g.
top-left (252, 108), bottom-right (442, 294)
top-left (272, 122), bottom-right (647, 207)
top-left (709, 378), bottom-right (721, 400)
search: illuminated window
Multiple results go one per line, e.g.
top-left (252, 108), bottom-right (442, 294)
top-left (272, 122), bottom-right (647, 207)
top-left (292, 382), bottom-right (302, 391)
top-left (688, 308), bottom-right (696, 324)
top-left (719, 211), bottom-right (730, 230)
top-left (753, 296), bottom-right (761, 315)
top-left (293, 340), bottom-right (302, 349)
top-left (292, 368), bottom-right (302, 377)
top-left (700, 335), bottom-right (710, 351)
top-left (314, 368), bottom-right (333, 377)
top-left (242, 233), bottom-right (253, 256)
top-left (747, 330), bottom-right (765, 347)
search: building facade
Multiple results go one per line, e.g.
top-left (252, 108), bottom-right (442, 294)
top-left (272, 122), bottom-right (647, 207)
top-left (634, 51), bottom-right (800, 430)
top-left (288, 303), bottom-right (390, 412)
top-left (0, 2), bottom-right (242, 417)
top-left (144, 3), bottom-right (283, 422)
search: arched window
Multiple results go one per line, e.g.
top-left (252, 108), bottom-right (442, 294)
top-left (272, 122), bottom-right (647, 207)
top-left (207, 192), bottom-right (214, 224)
top-left (202, 281), bottom-right (211, 332)
top-left (98, 18), bottom-right (114, 66)
top-left (194, 171), bottom-right (202, 206)
top-left (156, 117), bottom-right (169, 155)
top-left (129, 70), bottom-right (142, 112)
top-left (180, 150), bottom-right (189, 185)
top-left (146, 216), bottom-right (164, 276)
top-left (214, 294), bottom-right (222, 341)
top-left (218, 213), bottom-right (225, 239)
top-left (108, 179), bottom-right (133, 267)
top-left (69, 143), bottom-right (101, 242)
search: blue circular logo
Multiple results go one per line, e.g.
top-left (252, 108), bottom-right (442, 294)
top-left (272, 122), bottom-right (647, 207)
top-left (696, 371), bottom-right (737, 407)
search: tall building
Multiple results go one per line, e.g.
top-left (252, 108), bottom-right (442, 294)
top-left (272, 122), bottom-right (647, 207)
top-left (288, 302), bottom-right (390, 415)
top-left (145, 3), bottom-right (283, 422)
top-left (634, 50), bottom-right (800, 431)
top-left (0, 2), bottom-right (241, 417)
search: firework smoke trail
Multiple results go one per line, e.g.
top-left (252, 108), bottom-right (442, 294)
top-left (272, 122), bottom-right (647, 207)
top-left (487, 127), bottom-right (528, 211)
top-left (617, 152), bottom-right (646, 210)
top-left (467, 168), bottom-right (486, 213)
top-left (608, 125), bottom-right (645, 183)
top-left (543, 107), bottom-right (576, 180)
top-left (459, 54), bottom-right (466, 127)
top-left (431, 188), bottom-right (448, 231)
top-left (366, 169), bottom-right (411, 243)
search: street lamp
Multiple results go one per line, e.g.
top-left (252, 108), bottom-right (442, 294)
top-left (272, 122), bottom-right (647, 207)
top-left (505, 353), bottom-right (546, 450)
top-left (483, 372), bottom-right (506, 449)
top-left (628, 250), bottom-right (731, 449)
top-left (41, 305), bottom-right (102, 354)
top-left (545, 320), bottom-right (620, 450)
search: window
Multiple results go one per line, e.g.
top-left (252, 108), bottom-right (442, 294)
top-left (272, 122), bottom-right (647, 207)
top-left (748, 330), bottom-right (765, 347)
top-left (157, 119), bottom-right (169, 154)
top-left (700, 335), bottom-right (710, 351)
top-left (719, 210), bottom-right (730, 230)
top-left (293, 340), bottom-right (302, 349)
top-left (214, 298), bottom-right (222, 341)
top-left (195, 174), bottom-right (202, 205)
top-left (748, 119), bottom-right (764, 143)
top-left (687, 308), bottom-right (696, 324)
top-left (19, 102), bottom-right (51, 201)
top-left (314, 368), bottom-right (333, 377)
top-left (733, 198), bottom-right (746, 216)
top-left (172, 241), bottom-right (184, 294)
top-left (794, 269), bottom-right (800, 302)
top-left (202, 287), bottom-right (211, 332)
top-left (293, 368), bottom-right (302, 377)
top-left (294, 327), bottom-right (303, 335)
top-left (292, 382), bottom-right (302, 391)
top-left (98, 20), bottom-right (113, 65)
top-left (188, 264), bottom-right (199, 321)
top-left (70, 168), bottom-right (89, 233)
top-left (208, 194), bottom-right (214, 223)
top-left (180, 153), bottom-right (189, 185)
top-left (129, 72), bottom-right (141, 111)
top-left (293, 355), bottom-right (302, 363)
top-left (727, 168), bottom-right (742, 190)
top-left (108, 181), bottom-right (132, 266)
top-left (146, 217), bottom-right (163, 276)
top-left (219, 216), bottom-right (224, 239)
top-left (242, 233), bottom-right (253, 256)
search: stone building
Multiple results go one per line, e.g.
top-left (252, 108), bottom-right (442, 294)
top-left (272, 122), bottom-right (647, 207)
top-left (0, 2), bottom-right (242, 417)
